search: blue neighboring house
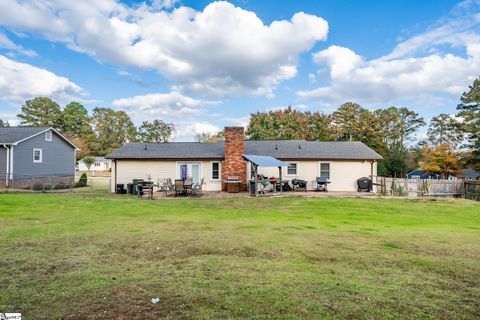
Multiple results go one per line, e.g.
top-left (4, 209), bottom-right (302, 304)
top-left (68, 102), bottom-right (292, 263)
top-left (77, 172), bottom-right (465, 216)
top-left (406, 168), bottom-right (440, 180)
top-left (0, 127), bottom-right (78, 188)
top-left (457, 167), bottom-right (480, 181)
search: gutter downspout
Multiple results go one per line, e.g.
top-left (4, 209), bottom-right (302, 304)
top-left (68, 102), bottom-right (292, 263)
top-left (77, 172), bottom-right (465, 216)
top-left (2, 145), bottom-right (8, 188)
top-left (114, 159), bottom-right (117, 193)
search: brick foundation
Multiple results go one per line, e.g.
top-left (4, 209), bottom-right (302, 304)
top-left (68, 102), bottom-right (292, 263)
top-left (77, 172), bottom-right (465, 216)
top-left (222, 127), bottom-right (247, 191)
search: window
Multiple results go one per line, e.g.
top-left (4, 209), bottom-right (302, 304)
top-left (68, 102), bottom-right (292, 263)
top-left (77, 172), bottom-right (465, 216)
top-left (45, 131), bottom-right (52, 141)
top-left (211, 162), bottom-right (221, 180)
top-left (95, 163), bottom-right (101, 167)
top-left (287, 163), bottom-right (297, 175)
top-left (411, 175), bottom-right (421, 180)
top-left (320, 163), bottom-right (330, 179)
top-left (33, 148), bottom-right (42, 163)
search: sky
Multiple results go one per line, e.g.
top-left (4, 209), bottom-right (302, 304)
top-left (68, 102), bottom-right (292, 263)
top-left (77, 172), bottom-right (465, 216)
top-left (0, 0), bottom-right (479, 140)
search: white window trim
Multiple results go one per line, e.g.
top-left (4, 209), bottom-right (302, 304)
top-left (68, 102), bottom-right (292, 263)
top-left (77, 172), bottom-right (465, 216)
top-left (45, 131), bottom-right (52, 141)
top-left (175, 161), bottom-right (203, 180)
top-left (286, 162), bottom-right (299, 176)
top-left (33, 148), bottom-right (42, 163)
top-left (318, 161), bottom-right (332, 179)
top-left (210, 161), bottom-right (221, 181)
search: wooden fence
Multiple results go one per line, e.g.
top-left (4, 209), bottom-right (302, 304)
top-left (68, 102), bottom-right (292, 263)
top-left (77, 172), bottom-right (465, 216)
top-left (375, 177), bottom-right (465, 198)
top-left (464, 181), bottom-right (480, 201)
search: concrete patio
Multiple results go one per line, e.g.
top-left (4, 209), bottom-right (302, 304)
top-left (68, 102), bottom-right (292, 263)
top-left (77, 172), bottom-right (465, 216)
top-left (152, 190), bottom-right (379, 199)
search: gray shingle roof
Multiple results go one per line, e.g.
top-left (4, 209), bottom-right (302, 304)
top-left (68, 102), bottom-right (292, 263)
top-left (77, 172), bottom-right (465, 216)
top-left (0, 127), bottom-right (50, 144)
top-left (107, 140), bottom-right (383, 160)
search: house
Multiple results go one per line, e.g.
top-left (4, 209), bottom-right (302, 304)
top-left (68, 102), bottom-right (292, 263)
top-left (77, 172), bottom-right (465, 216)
top-left (457, 167), bottom-right (480, 181)
top-left (0, 127), bottom-right (78, 188)
top-left (77, 157), bottom-right (112, 172)
top-left (106, 127), bottom-right (383, 192)
top-left (406, 168), bottom-right (439, 180)
top-left (406, 168), bottom-right (457, 180)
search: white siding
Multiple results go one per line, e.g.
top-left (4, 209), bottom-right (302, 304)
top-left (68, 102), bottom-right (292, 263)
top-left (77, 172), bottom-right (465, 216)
top-left (112, 160), bottom-right (222, 192)
top-left (112, 159), bottom-right (377, 193)
top-left (257, 160), bottom-right (376, 191)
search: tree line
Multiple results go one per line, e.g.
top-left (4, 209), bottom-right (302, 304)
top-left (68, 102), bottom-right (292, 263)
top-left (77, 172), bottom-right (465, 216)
top-left (245, 77), bottom-right (479, 177)
top-left (1, 77), bottom-right (478, 177)
top-left (0, 98), bottom-right (174, 159)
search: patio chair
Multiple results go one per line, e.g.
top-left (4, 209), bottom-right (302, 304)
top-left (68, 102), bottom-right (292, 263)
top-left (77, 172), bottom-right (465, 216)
top-left (158, 178), bottom-right (174, 197)
top-left (175, 179), bottom-right (185, 196)
top-left (192, 178), bottom-right (205, 196)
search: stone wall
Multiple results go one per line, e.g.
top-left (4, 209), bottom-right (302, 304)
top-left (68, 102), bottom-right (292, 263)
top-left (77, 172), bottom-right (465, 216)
top-left (222, 126), bottom-right (247, 191)
top-left (10, 176), bottom-right (74, 190)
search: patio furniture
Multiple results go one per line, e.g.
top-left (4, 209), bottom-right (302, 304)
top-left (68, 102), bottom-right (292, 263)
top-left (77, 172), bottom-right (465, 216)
top-left (157, 178), bottom-right (174, 197)
top-left (137, 181), bottom-right (154, 199)
top-left (175, 179), bottom-right (185, 195)
top-left (192, 178), bottom-right (205, 195)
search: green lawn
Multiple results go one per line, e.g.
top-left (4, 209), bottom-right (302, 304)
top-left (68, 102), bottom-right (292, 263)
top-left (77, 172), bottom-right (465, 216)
top-left (0, 193), bottom-right (479, 319)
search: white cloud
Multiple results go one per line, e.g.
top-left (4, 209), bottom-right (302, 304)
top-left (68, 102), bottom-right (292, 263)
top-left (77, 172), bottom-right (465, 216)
top-left (0, 1), bottom-right (328, 98)
top-left (298, 0), bottom-right (480, 106)
top-left (111, 91), bottom-right (224, 141)
top-left (0, 33), bottom-right (37, 57)
top-left (0, 54), bottom-right (83, 104)
top-left (111, 91), bottom-right (206, 122)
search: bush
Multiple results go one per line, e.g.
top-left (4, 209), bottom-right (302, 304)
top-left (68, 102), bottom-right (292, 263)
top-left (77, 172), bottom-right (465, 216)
top-left (74, 173), bottom-right (88, 188)
top-left (79, 173), bottom-right (88, 185)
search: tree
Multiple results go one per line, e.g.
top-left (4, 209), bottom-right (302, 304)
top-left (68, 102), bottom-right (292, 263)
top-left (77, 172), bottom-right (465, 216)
top-left (62, 102), bottom-right (93, 138)
top-left (137, 119), bottom-right (174, 143)
top-left (331, 102), bottom-right (364, 141)
top-left (419, 143), bottom-right (461, 179)
top-left (82, 156), bottom-right (96, 171)
top-left (246, 106), bottom-right (332, 141)
top-left (90, 107), bottom-right (137, 155)
top-left (70, 136), bottom-right (91, 160)
top-left (457, 77), bottom-right (480, 170)
top-left (17, 97), bottom-right (63, 128)
top-left (374, 107), bottom-right (425, 177)
top-left (0, 119), bottom-right (9, 127)
top-left (427, 113), bottom-right (464, 148)
top-left (194, 131), bottom-right (224, 143)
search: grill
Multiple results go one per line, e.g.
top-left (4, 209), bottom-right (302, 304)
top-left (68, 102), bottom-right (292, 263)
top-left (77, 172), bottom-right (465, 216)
top-left (357, 177), bottom-right (372, 192)
top-left (316, 176), bottom-right (330, 192)
top-left (291, 179), bottom-right (307, 190)
top-left (225, 176), bottom-right (241, 193)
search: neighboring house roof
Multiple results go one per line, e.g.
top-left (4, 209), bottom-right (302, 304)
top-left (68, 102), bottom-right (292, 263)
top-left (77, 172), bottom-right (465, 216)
top-left (107, 140), bottom-right (383, 160)
top-left (0, 126), bottom-right (78, 149)
top-left (0, 127), bottom-right (49, 144)
top-left (458, 167), bottom-right (480, 178)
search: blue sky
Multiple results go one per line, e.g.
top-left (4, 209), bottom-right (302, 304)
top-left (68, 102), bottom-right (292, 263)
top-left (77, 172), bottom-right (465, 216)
top-left (0, 0), bottom-right (479, 140)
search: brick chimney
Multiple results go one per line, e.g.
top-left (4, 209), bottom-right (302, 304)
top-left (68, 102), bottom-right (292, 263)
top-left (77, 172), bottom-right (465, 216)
top-left (222, 126), bottom-right (247, 191)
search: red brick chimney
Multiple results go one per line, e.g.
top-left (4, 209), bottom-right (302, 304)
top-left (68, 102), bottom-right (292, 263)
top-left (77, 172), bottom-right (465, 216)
top-left (222, 126), bottom-right (246, 191)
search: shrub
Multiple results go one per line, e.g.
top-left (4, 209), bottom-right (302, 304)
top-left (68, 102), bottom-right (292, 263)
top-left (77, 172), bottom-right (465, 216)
top-left (74, 173), bottom-right (88, 188)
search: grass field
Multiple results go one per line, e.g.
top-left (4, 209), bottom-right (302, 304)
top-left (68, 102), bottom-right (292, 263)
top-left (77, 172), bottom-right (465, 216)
top-left (0, 193), bottom-right (479, 319)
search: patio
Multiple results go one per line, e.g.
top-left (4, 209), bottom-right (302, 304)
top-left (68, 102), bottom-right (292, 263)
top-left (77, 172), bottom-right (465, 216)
top-left (151, 190), bottom-right (379, 199)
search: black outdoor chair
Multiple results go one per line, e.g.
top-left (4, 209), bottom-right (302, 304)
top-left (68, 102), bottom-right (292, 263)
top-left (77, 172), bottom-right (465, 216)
top-left (174, 179), bottom-right (185, 195)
